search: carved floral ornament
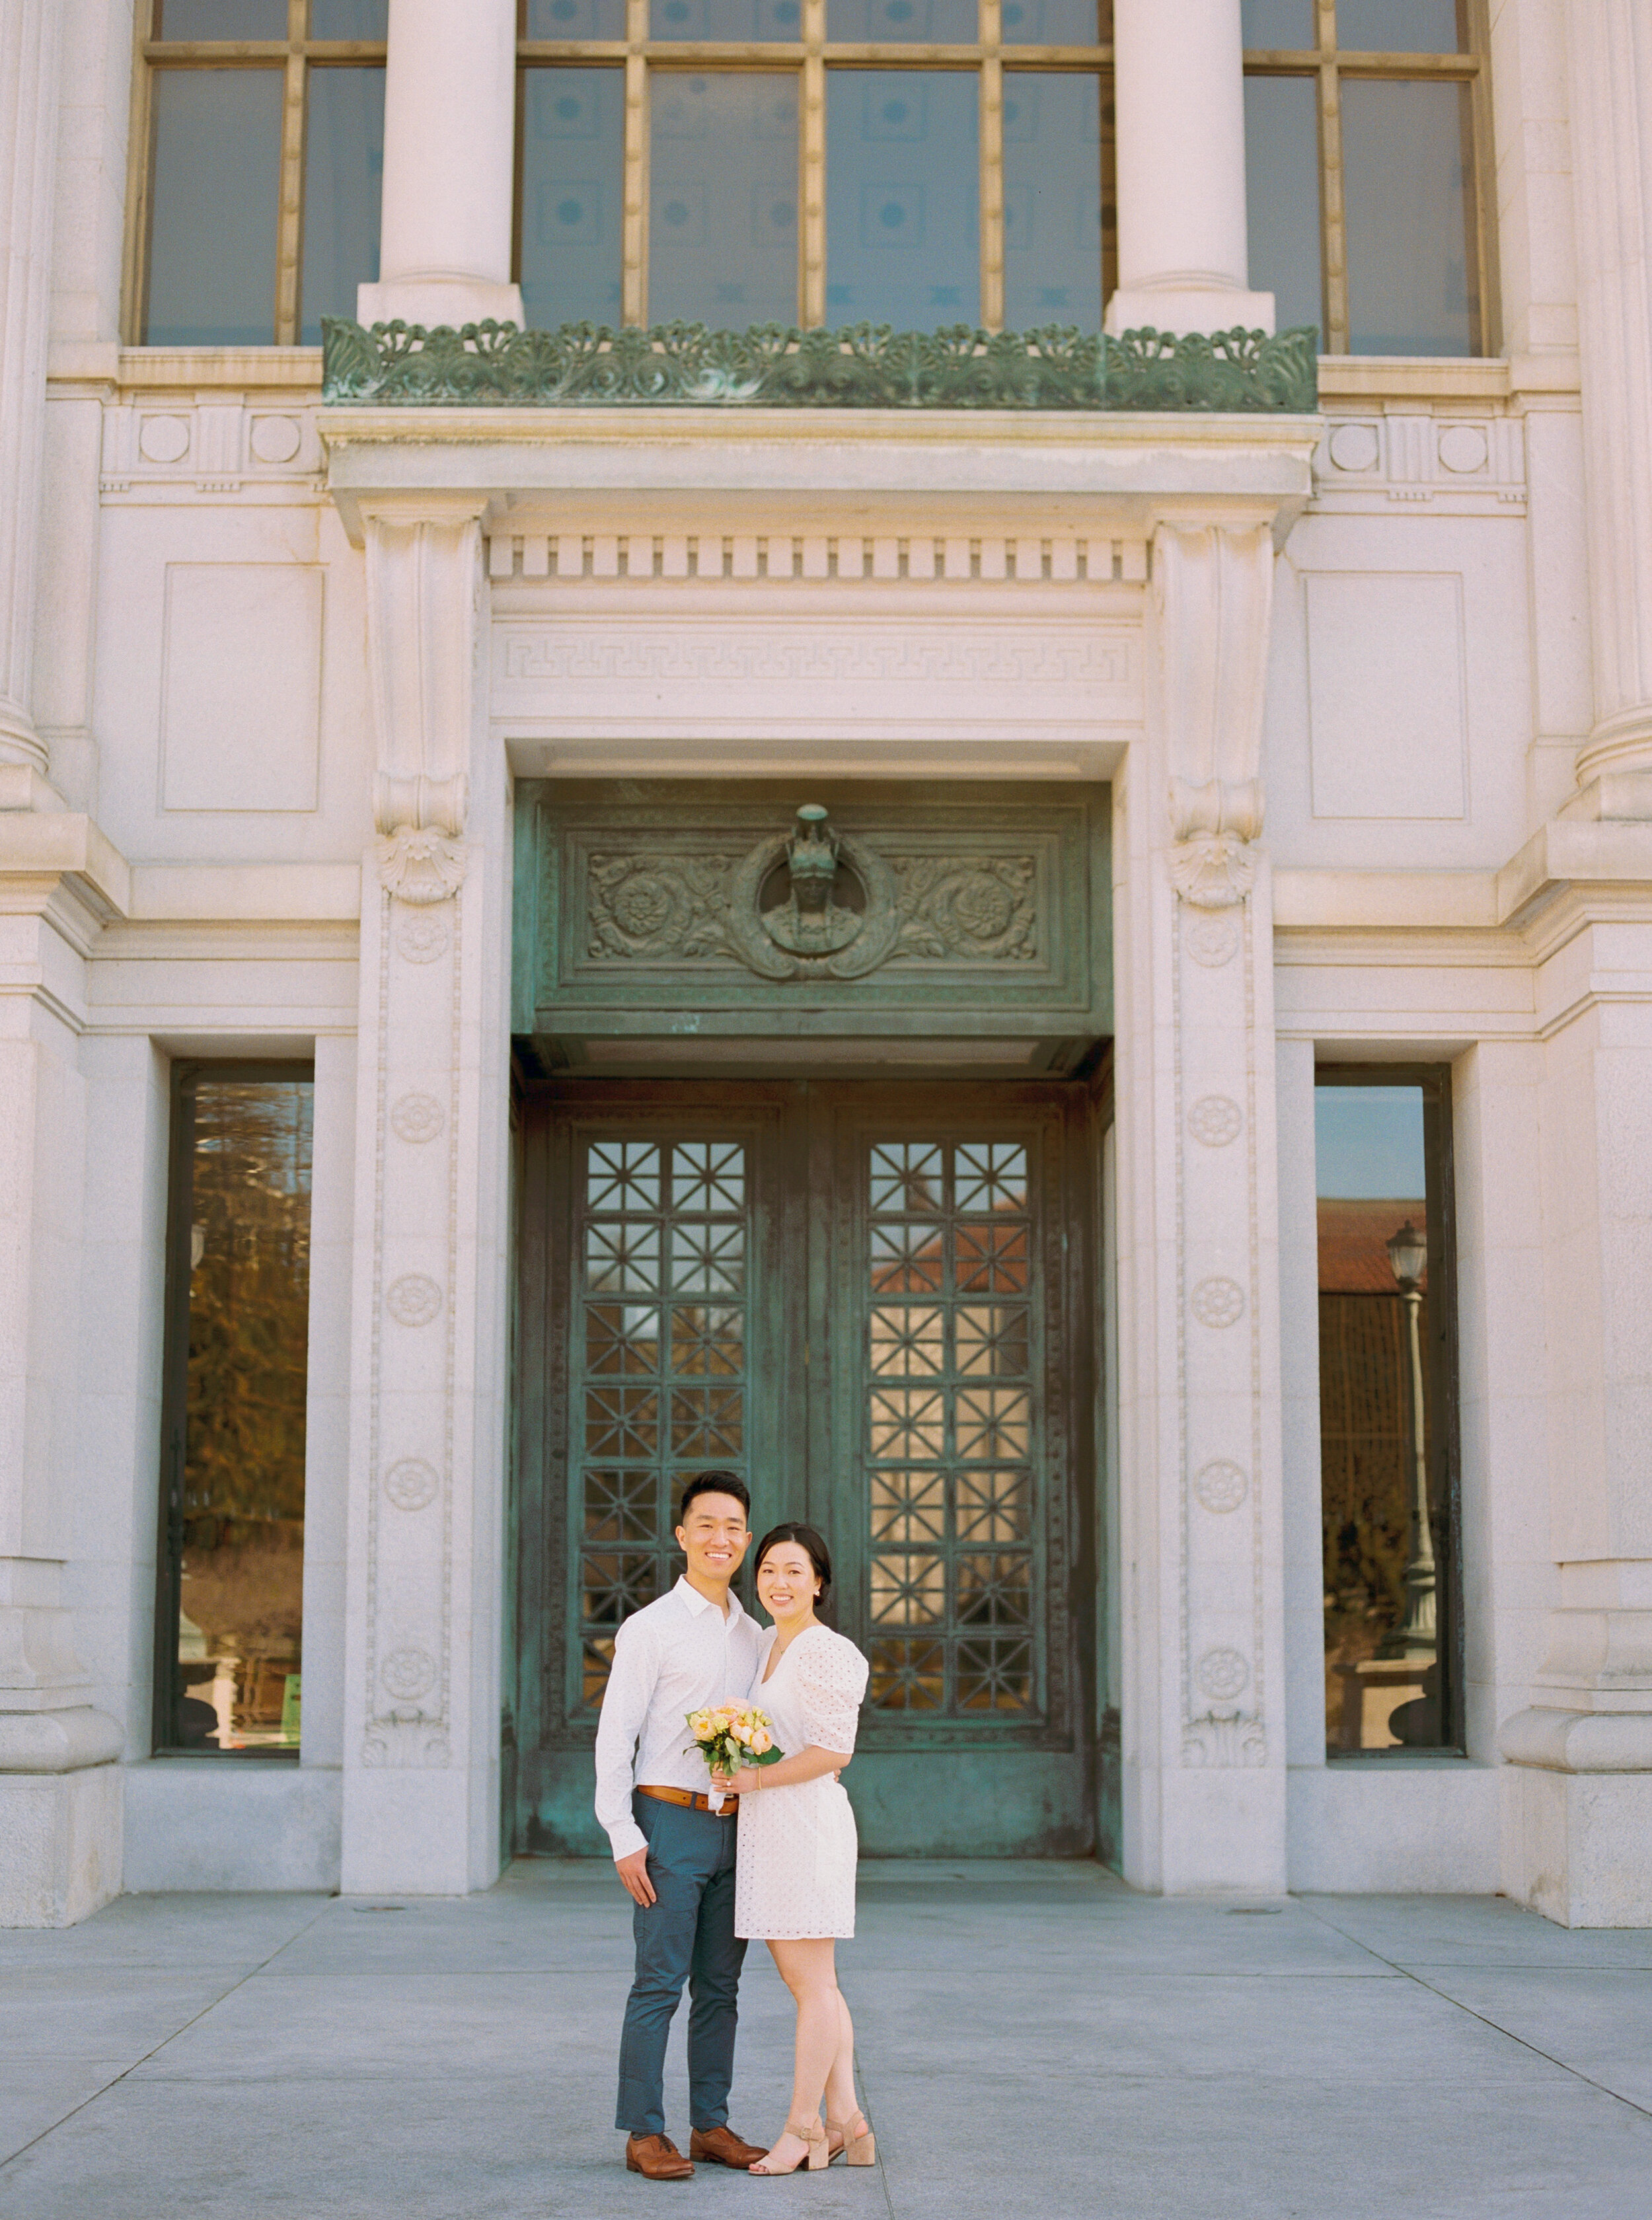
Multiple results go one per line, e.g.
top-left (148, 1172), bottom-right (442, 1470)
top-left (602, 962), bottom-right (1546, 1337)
top-left (587, 805), bottom-right (1039, 982)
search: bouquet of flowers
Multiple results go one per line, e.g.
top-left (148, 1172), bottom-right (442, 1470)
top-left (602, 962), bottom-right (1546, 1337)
top-left (685, 1702), bottom-right (784, 1807)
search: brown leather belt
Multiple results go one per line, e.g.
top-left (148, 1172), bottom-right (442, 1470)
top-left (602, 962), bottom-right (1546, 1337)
top-left (637, 1783), bottom-right (739, 1816)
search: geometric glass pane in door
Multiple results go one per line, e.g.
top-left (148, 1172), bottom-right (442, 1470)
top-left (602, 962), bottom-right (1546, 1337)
top-left (576, 1136), bottom-right (748, 1705)
top-left (864, 1137), bottom-right (1039, 1714)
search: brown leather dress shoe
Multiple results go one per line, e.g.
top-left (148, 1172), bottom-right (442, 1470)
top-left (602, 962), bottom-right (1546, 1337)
top-left (625, 2133), bottom-right (695, 2179)
top-left (689, 2125), bottom-right (769, 2168)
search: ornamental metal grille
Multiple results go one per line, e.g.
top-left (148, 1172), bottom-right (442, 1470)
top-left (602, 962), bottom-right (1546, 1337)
top-left (862, 1136), bottom-right (1039, 1714)
top-left (574, 1136), bottom-right (749, 1706)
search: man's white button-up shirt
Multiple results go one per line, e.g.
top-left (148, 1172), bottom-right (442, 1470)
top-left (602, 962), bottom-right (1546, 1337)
top-left (594, 1576), bottom-right (765, 1862)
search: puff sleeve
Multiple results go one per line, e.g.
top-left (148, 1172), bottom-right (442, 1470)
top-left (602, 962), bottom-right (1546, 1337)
top-left (796, 1629), bottom-right (870, 1756)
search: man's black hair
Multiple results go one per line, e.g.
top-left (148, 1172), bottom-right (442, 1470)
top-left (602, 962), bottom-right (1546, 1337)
top-left (677, 1470), bottom-right (751, 1524)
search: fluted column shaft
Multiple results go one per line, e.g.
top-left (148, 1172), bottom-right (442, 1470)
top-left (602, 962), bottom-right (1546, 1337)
top-left (0, 0), bottom-right (63, 780)
top-left (1567, 1), bottom-right (1652, 792)
top-left (357, 0), bottom-right (523, 330)
top-left (1105, 0), bottom-right (1273, 338)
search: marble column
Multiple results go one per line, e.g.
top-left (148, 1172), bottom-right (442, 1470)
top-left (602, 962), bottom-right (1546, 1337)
top-left (340, 499), bottom-right (511, 1894)
top-left (357, 0), bottom-right (523, 330)
top-left (1105, 0), bottom-right (1275, 338)
top-left (0, 0), bottom-right (64, 801)
top-left (1563, 1), bottom-right (1652, 813)
top-left (1113, 521), bottom-right (1287, 1893)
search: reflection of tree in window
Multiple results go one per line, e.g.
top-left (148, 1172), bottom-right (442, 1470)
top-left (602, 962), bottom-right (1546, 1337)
top-left (172, 1079), bottom-right (312, 1752)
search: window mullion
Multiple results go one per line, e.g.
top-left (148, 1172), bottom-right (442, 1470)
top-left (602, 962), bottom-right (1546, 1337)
top-left (624, 0), bottom-right (648, 324)
top-left (1316, 0), bottom-right (1346, 353)
top-left (802, 0), bottom-right (826, 326)
top-left (979, 0), bottom-right (1003, 332)
top-left (276, 7), bottom-right (307, 346)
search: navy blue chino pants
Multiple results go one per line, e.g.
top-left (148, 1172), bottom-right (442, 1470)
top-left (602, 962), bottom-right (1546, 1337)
top-left (615, 1791), bottom-right (747, 2137)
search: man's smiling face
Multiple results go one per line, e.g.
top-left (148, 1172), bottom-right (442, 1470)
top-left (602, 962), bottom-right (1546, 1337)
top-left (675, 1493), bottom-right (751, 1588)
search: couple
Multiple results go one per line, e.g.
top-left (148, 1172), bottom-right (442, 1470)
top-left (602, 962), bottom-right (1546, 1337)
top-left (594, 1471), bottom-right (874, 2180)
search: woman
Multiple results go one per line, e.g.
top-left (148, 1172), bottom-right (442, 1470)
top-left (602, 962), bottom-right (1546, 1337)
top-left (708, 1523), bottom-right (875, 2176)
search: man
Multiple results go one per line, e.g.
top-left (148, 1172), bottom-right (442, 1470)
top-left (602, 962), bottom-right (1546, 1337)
top-left (595, 1471), bottom-right (770, 2180)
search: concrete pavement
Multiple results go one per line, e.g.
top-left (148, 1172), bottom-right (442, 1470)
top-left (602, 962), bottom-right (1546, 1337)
top-left (3, 1861), bottom-right (1651, 2218)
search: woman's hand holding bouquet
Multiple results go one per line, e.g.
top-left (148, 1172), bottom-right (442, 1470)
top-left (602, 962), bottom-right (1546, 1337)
top-left (687, 1701), bottom-right (782, 1806)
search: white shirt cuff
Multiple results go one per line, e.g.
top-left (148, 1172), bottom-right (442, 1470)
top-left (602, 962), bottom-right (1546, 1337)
top-left (608, 1820), bottom-right (648, 1863)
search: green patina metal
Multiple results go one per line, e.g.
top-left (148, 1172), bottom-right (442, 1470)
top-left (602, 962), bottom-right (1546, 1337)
top-left (321, 315), bottom-right (1319, 412)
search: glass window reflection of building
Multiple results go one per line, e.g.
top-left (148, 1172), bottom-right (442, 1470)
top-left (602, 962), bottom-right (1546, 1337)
top-left (1314, 1074), bottom-right (1460, 1758)
top-left (161, 1071), bottom-right (313, 1755)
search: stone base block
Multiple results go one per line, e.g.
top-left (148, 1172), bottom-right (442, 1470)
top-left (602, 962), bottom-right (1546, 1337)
top-left (1104, 285), bottom-right (1278, 339)
top-left (0, 1762), bottom-right (122, 1926)
top-left (356, 278), bottom-right (524, 331)
top-left (1289, 1763), bottom-right (1499, 1893)
top-left (124, 1761), bottom-right (341, 1892)
top-left (1502, 1766), bottom-right (1652, 1927)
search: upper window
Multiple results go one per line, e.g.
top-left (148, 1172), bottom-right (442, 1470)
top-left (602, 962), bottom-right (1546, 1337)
top-left (515, 0), bottom-right (1116, 332)
top-left (130, 1), bottom-right (387, 346)
top-left (1242, 0), bottom-right (1491, 355)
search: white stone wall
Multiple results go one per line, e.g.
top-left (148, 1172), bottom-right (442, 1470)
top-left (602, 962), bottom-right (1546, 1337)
top-left (1, 0), bottom-right (1649, 1923)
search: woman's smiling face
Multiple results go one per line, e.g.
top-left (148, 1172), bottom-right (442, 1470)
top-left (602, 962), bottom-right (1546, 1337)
top-left (757, 1541), bottom-right (819, 1623)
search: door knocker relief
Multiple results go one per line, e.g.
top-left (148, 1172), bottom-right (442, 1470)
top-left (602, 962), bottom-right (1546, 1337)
top-left (585, 805), bottom-right (1038, 980)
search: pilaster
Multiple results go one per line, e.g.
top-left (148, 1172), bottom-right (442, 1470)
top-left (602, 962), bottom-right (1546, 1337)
top-left (1563, 2), bottom-right (1652, 805)
top-left (340, 500), bottom-right (510, 1894)
top-left (0, 823), bottom-right (128, 1923)
top-left (0, 0), bottom-right (64, 781)
top-left (1499, 916), bottom-right (1652, 1923)
top-left (1105, 0), bottom-right (1274, 338)
top-left (1115, 520), bottom-right (1287, 1894)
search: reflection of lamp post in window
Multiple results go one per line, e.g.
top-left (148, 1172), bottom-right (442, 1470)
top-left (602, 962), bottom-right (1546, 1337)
top-left (1382, 1220), bottom-right (1436, 1661)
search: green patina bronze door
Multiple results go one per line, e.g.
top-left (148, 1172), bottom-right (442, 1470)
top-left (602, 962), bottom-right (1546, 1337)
top-left (512, 1077), bottom-right (1101, 1858)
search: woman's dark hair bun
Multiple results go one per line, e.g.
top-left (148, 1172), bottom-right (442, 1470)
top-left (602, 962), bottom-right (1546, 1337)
top-left (752, 1522), bottom-right (834, 1623)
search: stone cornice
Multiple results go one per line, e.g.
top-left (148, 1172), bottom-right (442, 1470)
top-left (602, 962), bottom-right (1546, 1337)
top-left (0, 813), bottom-right (129, 925)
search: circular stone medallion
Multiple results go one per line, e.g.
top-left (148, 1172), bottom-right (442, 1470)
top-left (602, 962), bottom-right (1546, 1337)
top-left (249, 414), bottom-right (303, 464)
top-left (1188, 1095), bottom-right (1243, 1148)
top-left (387, 1273), bottom-right (442, 1327)
top-left (139, 414), bottom-right (190, 464)
top-left (395, 912), bottom-right (450, 964)
top-left (384, 1458), bottom-right (440, 1512)
top-left (381, 1647), bottom-right (437, 1703)
top-left (1190, 1276), bottom-right (1246, 1329)
top-left (1193, 1459), bottom-right (1249, 1514)
top-left (1195, 1646), bottom-right (1250, 1703)
top-left (391, 1092), bottom-right (445, 1144)
top-left (1185, 914), bottom-right (1241, 968)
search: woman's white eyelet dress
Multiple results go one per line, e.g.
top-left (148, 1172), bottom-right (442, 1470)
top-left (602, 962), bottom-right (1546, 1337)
top-left (733, 1622), bottom-right (870, 1942)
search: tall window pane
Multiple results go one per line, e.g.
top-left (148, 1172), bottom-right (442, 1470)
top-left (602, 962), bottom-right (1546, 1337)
top-left (828, 0), bottom-right (978, 40)
top-left (1241, 0), bottom-right (1312, 41)
top-left (826, 70), bottom-right (979, 326)
top-left (652, 0), bottom-right (802, 37)
top-left (1336, 0), bottom-right (1464, 54)
top-left (650, 74), bottom-right (799, 326)
top-left (1244, 72), bottom-right (1320, 343)
top-left (311, 1), bottom-right (391, 35)
top-left (1316, 1076), bottom-right (1456, 1757)
top-left (144, 70), bottom-right (283, 345)
top-left (1002, 0), bottom-right (1104, 44)
top-left (526, 0), bottom-right (627, 30)
top-left (520, 67), bottom-right (626, 327)
top-left (1342, 77), bottom-right (1474, 353)
top-left (159, 1072), bottom-right (313, 1755)
top-left (1002, 73), bottom-right (1102, 330)
top-left (300, 67), bottom-right (385, 342)
top-left (155, 0), bottom-right (287, 34)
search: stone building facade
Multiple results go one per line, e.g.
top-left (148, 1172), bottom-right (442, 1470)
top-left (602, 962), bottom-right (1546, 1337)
top-left (3, 0), bottom-right (1651, 1927)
